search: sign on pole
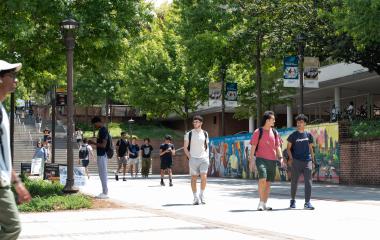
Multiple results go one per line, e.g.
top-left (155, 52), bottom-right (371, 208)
top-left (209, 82), bottom-right (222, 107)
top-left (283, 56), bottom-right (299, 87)
top-left (225, 82), bottom-right (238, 107)
top-left (303, 57), bottom-right (320, 88)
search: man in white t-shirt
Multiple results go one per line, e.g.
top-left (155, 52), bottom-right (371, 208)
top-left (0, 60), bottom-right (31, 240)
top-left (184, 115), bottom-right (209, 205)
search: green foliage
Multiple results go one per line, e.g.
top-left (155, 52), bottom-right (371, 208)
top-left (82, 122), bottom-right (183, 140)
top-left (24, 179), bottom-right (64, 198)
top-left (18, 194), bottom-right (91, 212)
top-left (14, 179), bottom-right (91, 212)
top-left (350, 120), bottom-right (380, 139)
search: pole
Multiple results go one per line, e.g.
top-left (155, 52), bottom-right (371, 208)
top-left (63, 30), bottom-right (78, 193)
top-left (51, 85), bottom-right (56, 163)
top-left (220, 64), bottom-right (226, 136)
top-left (10, 92), bottom-right (15, 164)
top-left (298, 39), bottom-right (305, 114)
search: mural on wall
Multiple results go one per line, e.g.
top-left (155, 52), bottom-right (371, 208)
top-left (208, 123), bottom-right (340, 183)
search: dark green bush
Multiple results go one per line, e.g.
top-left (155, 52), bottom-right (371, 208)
top-left (349, 119), bottom-right (380, 139)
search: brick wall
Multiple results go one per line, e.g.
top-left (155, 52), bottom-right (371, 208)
top-left (340, 138), bottom-right (380, 185)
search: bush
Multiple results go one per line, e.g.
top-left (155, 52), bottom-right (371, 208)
top-left (349, 119), bottom-right (380, 139)
top-left (15, 179), bottom-right (92, 212)
top-left (18, 194), bottom-right (91, 212)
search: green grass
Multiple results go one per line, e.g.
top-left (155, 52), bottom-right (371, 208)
top-left (14, 179), bottom-right (92, 212)
top-left (82, 122), bottom-right (183, 140)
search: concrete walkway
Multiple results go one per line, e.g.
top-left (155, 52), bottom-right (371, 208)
top-left (19, 175), bottom-right (380, 240)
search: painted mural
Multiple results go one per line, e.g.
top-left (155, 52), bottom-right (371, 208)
top-left (208, 122), bottom-right (340, 183)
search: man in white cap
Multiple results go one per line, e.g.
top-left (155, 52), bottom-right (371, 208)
top-left (0, 60), bottom-right (31, 240)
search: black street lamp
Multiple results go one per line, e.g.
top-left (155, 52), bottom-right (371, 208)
top-left (296, 33), bottom-right (306, 114)
top-left (60, 18), bottom-right (79, 193)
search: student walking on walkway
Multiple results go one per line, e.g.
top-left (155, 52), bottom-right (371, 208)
top-left (184, 115), bottom-right (209, 205)
top-left (249, 111), bottom-right (284, 211)
top-left (287, 114), bottom-right (316, 210)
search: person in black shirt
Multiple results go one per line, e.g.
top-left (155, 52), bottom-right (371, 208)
top-left (115, 132), bottom-right (129, 181)
top-left (159, 135), bottom-right (175, 186)
top-left (141, 138), bottom-right (153, 178)
top-left (89, 116), bottom-right (109, 199)
top-left (128, 137), bottom-right (140, 178)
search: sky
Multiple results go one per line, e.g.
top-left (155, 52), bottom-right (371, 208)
top-left (147, 0), bottom-right (173, 8)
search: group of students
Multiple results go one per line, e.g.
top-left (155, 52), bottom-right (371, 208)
top-left (113, 133), bottom-right (154, 181)
top-left (32, 128), bottom-right (52, 162)
top-left (249, 111), bottom-right (316, 210)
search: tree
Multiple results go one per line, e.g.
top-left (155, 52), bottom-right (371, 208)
top-left (330, 0), bottom-right (380, 74)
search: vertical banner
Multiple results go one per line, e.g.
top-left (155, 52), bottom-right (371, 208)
top-left (209, 82), bottom-right (222, 107)
top-left (283, 56), bottom-right (299, 87)
top-left (303, 57), bottom-right (320, 88)
top-left (225, 82), bottom-right (238, 107)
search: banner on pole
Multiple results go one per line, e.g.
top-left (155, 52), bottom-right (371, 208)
top-left (225, 82), bottom-right (238, 107)
top-left (209, 82), bottom-right (222, 107)
top-left (303, 57), bottom-right (320, 88)
top-left (283, 56), bottom-right (299, 87)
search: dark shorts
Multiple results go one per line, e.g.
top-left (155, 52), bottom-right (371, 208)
top-left (81, 160), bottom-right (89, 167)
top-left (256, 157), bottom-right (277, 182)
top-left (161, 159), bottom-right (172, 170)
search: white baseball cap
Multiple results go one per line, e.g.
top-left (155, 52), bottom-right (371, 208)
top-left (0, 60), bottom-right (22, 72)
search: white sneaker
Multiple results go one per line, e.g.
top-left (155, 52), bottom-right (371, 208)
top-left (193, 196), bottom-right (200, 205)
top-left (257, 202), bottom-right (265, 211)
top-left (199, 194), bottom-right (206, 204)
top-left (96, 193), bottom-right (109, 199)
top-left (264, 203), bottom-right (272, 211)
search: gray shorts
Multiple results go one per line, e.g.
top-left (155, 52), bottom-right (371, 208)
top-left (129, 158), bottom-right (138, 165)
top-left (118, 156), bottom-right (128, 165)
top-left (189, 157), bottom-right (209, 176)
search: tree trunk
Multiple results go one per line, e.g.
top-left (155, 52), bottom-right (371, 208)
top-left (184, 101), bottom-right (189, 132)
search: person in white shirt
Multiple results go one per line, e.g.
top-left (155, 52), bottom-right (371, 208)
top-left (184, 115), bottom-right (209, 205)
top-left (0, 60), bottom-right (31, 240)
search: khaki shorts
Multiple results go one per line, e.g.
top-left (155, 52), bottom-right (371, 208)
top-left (129, 158), bottom-right (138, 165)
top-left (189, 157), bottom-right (209, 176)
top-left (118, 156), bottom-right (128, 165)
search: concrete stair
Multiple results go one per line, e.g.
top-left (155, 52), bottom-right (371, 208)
top-left (13, 117), bottom-right (119, 175)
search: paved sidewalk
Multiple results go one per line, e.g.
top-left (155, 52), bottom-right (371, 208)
top-left (19, 175), bottom-right (380, 240)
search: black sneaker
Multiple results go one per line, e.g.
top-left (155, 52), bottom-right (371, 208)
top-left (169, 182), bottom-right (173, 187)
top-left (123, 177), bottom-right (126, 181)
top-left (115, 174), bottom-right (119, 181)
top-left (160, 180), bottom-right (165, 186)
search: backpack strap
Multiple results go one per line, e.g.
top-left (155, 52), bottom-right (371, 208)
top-left (187, 130), bottom-right (192, 151)
top-left (203, 131), bottom-right (208, 150)
top-left (255, 127), bottom-right (264, 153)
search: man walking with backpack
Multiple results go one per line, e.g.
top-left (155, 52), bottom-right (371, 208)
top-left (115, 132), bottom-right (129, 181)
top-left (90, 117), bottom-right (111, 199)
top-left (249, 111), bottom-right (285, 211)
top-left (184, 115), bottom-right (209, 205)
top-left (287, 114), bottom-right (315, 210)
top-left (78, 138), bottom-right (94, 179)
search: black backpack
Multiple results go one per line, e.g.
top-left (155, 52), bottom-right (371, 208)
top-left (79, 144), bottom-right (89, 159)
top-left (187, 130), bottom-right (208, 151)
top-left (106, 132), bottom-right (114, 159)
top-left (254, 127), bottom-right (278, 154)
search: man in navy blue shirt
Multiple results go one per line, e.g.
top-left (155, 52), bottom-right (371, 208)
top-left (287, 114), bottom-right (315, 210)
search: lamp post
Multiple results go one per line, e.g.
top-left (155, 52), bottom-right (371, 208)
top-left (297, 33), bottom-right (306, 114)
top-left (128, 118), bottom-right (135, 139)
top-left (60, 18), bottom-right (79, 193)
